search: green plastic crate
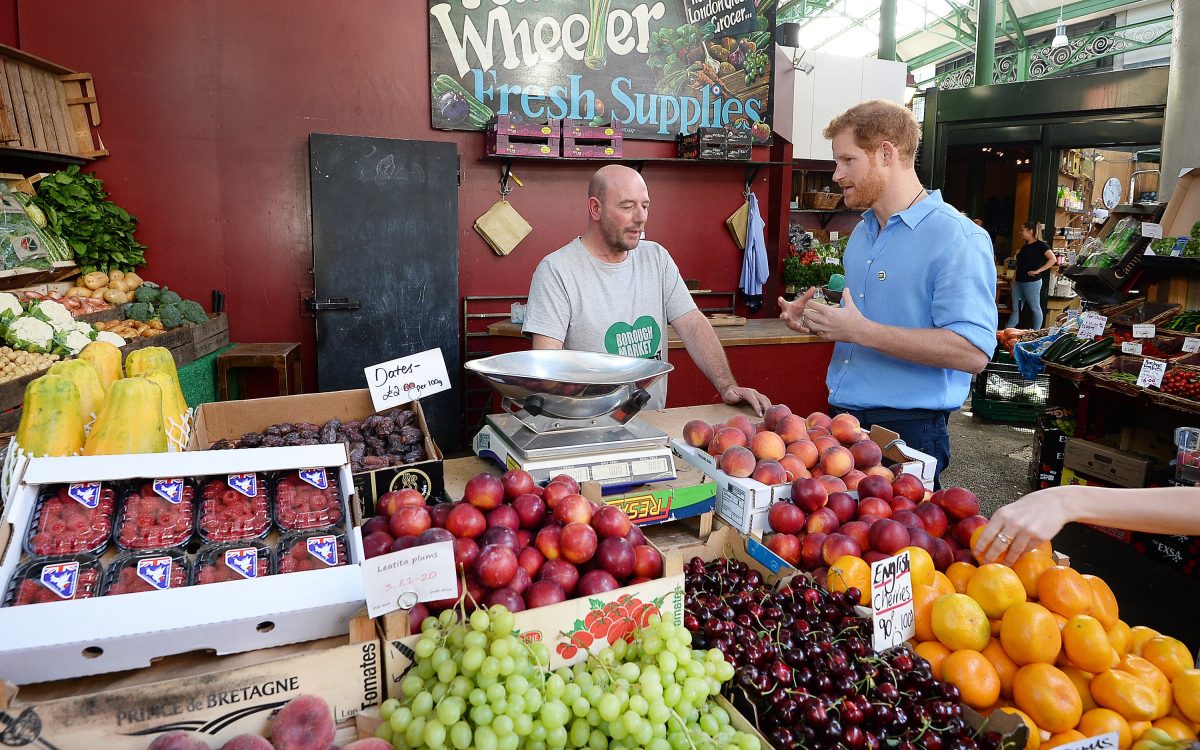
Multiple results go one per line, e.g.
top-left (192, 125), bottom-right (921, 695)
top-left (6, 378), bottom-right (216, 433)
top-left (973, 396), bottom-right (1041, 424)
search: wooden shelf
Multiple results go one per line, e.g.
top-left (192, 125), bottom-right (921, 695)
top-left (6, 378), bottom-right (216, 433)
top-left (0, 261), bottom-right (78, 292)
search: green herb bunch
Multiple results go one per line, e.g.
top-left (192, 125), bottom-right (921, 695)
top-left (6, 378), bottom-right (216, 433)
top-left (31, 166), bottom-right (146, 274)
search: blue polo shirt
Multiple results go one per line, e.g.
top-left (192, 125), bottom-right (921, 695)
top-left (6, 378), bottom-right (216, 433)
top-left (826, 190), bottom-right (996, 412)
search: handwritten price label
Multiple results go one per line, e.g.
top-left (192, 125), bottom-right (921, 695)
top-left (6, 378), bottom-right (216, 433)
top-left (363, 540), bottom-right (457, 618)
top-left (1132, 324), bottom-right (1155, 338)
top-left (1141, 222), bottom-right (1164, 239)
top-left (1052, 732), bottom-right (1118, 750)
top-left (1121, 341), bottom-right (1143, 355)
top-left (1137, 358), bottom-right (1167, 389)
top-left (870, 550), bottom-right (915, 653)
top-left (1184, 338), bottom-right (1200, 353)
top-left (1078, 313), bottom-right (1107, 339)
top-left (365, 348), bottom-right (451, 412)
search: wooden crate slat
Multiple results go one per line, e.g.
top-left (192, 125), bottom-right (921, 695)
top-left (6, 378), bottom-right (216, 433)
top-left (31, 68), bottom-right (60, 152)
top-left (61, 74), bottom-right (105, 157)
top-left (0, 62), bottom-right (17, 144)
top-left (17, 63), bottom-right (47, 150)
top-left (41, 68), bottom-right (71, 153)
top-left (5, 59), bottom-right (32, 150)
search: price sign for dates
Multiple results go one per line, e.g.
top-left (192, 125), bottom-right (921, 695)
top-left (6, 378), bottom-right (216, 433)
top-left (1137, 358), bottom-right (1168, 389)
top-left (365, 348), bottom-right (451, 412)
top-left (1132, 324), bottom-right (1155, 338)
top-left (1184, 337), bottom-right (1200, 353)
top-left (1078, 313), bottom-right (1106, 339)
top-left (363, 540), bottom-right (457, 618)
top-left (870, 550), bottom-right (915, 653)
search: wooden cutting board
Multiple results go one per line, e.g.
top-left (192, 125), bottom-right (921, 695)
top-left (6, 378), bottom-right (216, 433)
top-left (708, 314), bottom-right (746, 326)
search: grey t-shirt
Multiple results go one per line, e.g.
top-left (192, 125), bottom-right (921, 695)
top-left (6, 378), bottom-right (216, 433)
top-left (523, 238), bottom-right (698, 410)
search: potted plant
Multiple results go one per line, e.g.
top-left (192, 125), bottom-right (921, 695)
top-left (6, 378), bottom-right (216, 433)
top-left (781, 246), bottom-right (844, 300)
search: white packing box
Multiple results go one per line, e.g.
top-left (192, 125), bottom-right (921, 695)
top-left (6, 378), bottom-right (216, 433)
top-left (670, 439), bottom-right (792, 536)
top-left (0, 444), bottom-right (367, 684)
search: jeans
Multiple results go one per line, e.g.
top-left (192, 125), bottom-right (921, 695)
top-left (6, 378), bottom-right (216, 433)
top-left (831, 407), bottom-right (952, 490)
top-left (1007, 278), bottom-right (1043, 329)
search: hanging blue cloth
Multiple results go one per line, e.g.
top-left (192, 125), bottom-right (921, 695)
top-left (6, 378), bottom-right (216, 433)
top-left (740, 193), bottom-right (769, 309)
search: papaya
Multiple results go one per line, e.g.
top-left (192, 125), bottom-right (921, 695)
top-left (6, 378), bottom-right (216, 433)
top-left (83, 377), bottom-right (168, 455)
top-left (15, 374), bottom-right (85, 456)
top-left (78, 340), bottom-right (123, 389)
top-left (138, 369), bottom-right (188, 429)
top-left (47, 359), bottom-right (105, 423)
top-left (124, 346), bottom-right (179, 386)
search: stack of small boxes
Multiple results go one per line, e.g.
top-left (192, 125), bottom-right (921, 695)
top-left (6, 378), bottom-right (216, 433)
top-left (484, 116), bottom-right (623, 158)
top-left (677, 126), bottom-right (753, 161)
top-left (561, 119), bottom-right (623, 158)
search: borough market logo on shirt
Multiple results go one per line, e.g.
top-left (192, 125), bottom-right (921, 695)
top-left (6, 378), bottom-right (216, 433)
top-left (605, 316), bottom-right (661, 359)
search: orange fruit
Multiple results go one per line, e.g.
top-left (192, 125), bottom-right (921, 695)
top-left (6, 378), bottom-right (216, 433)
top-left (1000, 601), bottom-right (1063, 665)
top-left (984, 638), bottom-right (1021, 697)
top-left (1118, 655), bottom-right (1171, 718)
top-left (969, 525), bottom-right (988, 559)
top-left (1152, 717), bottom-right (1198, 741)
top-left (943, 649), bottom-right (1002, 709)
top-left (1091, 669), bottom-right (1161, 722)
top-left (931, 571), bottom-right (956, 596)
top-left (902, 546), bottom-right (935, 587)
top-left (1109, 621), bottom-right (1133, 656)
top-left (913, 585), bottom-right (942, 642)
top-left (1129, 626), bottom-right (1161, 656)
top-left (932, 593), bottom-right (991, 651)
top-left (1062, 615), bottom-right (1119, 674)
top-left (1043, 731), bottom-right (1086, 750)
top-left (1128, 721), bottom-right (1152, 742)
top-left (1037, 566), bottom-right (1096, 619)
top-left (1140, 636), bottom-right (1195, 681)
top-left (946, 561), bottom-right (977, 594)
top-left (991, 618), bottom-right (1003, 637)
top-left (996, 707), bottom-right (1041, 750)
top-left (1079, 708), bottom-right (1133, 750)
top-left (1013, 663), bottom-right (1084, 734)
top-left (915, 640), bottom-right (952, 680)
top-left (1062, 665), bottom-right (1100, 713)
top-left (828, 555), bottom-right (871, 605)
top-left (1173, 669), bottom-right (1200, 722)
top-left (968, 564), bottom-right (1028, 619)
top-left (1013, 549), bottom-right (1055, 599)
top-left (1083, 575), bottom-right (1120, 629)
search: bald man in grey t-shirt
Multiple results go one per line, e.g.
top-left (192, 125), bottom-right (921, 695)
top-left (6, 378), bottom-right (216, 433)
top-left (523, 165), bottom-right (770, 415)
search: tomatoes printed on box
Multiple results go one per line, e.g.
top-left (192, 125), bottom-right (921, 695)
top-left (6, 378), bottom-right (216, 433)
top-left (276, 530), bottom-right (347, 573)
top-left (273, 469), bottom-right (343, 532)
top-left (193, 541), bottom-right (273, 585)
top-left (198, 474), bottom-right (271, 543)
top-left (3, 555), bottom-right (102, 606)
top-left (101, 549), bottom-right (189, 596)
top-left (114, 481), bottom-right (196, 551)
top-left (24, 482), bottom-right (116, 557)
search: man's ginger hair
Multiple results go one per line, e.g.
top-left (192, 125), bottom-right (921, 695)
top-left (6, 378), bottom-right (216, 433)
top-left (823, 100), bottom-right (921, 165)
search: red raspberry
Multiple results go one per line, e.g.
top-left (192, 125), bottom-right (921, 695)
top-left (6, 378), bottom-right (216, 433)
top-left (8, 563), bottom-right (100, 606)
top-left (199, 477), bottom-right (270, 543)
top-left (274, 473), bottom-right (343, 532)
top-left (26, 485), bottom-right (116, 556)
top-left (104, 554), bottom-right (188, 595)
top-left (114, 483), bottom-right (195, 550)
top-left (277, 534), bottom-right (346, 573)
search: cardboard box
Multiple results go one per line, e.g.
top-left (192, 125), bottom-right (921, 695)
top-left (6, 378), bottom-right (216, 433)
top-left (188, 389), bottom-right (445, 512)
top-left (0, 444), bottom-right (367, 683)
top-left (1064, 435), bottom-right (1155, 488)
top-left (0, 621), bottom-right (382, 750)
top-left (1132, 532), bottom-right (1198, 574)
top-left (1158, 167), bottom-right (1200, 237)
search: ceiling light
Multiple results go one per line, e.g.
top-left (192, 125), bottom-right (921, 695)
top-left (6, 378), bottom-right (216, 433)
top-left (1051, 6), bottom-right (1068, 50)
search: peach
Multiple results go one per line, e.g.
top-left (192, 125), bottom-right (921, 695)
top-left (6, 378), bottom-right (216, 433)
top-left (712, 427), bottom-right (748, 453)
top-left (806, 411), bottom-right (833, 430)
top-left (806, 507), bottom-right (840, 535)
top-left (754, 422), bottom-right (767, 433)
top-left (816, 474), bottom-right (846, 494)
top-left (786, 439), bottom-right (820, 468)
top-left (726, 414), bottom-right (755, 441)
top-left (840, 520), bottom-right (871, 552)
top-left (810, 467), bottom-right (824, 479)
top-left (750, 431), bottom-right (787, 461)
top-left (850, 439), bottom-right (883, 469)
top-left (719, 445), bottom-right (756, 478)
top-left (820, 445), bottom-right (854, 478)
top-left (800, 531), bottom-right (828, 570)
top-left (682, 420), bottom-right (714, 449)
top-left (220, 736), bottom-right (274, 750)
top-left (776, 414), bottom-right (808, 443)
top-left (752, 459), bottom-right (788, 485)
top-left (864, 465), bottom-right (895, 482)
top-left (807, 427), bottom-right (831, 442)
top-left (271, 695), bottom-right (335, 750)
top-left (814, 435), bottom-right (840, 454)
top-left (842, 469), bottom-right (866, 491)
top-left (935, 487), bottom-right (980, 521)
top-left (892, 473), bottom-right (926, 502)
top-left (767, 501), bottom-right (807, 534)
top-left (779, 455), bottom-right (808, 482)
top-left (790, 477), bottom-right (828, 512)
top-left (764, 404), bottom-right (792, 431)
top-left (830, 413), bottom-right (862, 445)
top-left (822, 533), bottom-right (862, 566)
top-left (765, 533), bottom-right (801, 566)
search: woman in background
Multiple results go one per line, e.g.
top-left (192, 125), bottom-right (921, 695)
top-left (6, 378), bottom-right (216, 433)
top-left (1005, 221), bottom-right (1056, 329)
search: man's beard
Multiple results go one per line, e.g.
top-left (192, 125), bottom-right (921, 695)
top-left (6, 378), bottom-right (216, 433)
top-left (600, 217), bottom-right (640, 253)
top-left (843, 163), bottom-right (885, 209)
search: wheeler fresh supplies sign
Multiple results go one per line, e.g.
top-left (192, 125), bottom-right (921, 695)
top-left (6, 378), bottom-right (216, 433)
top-left (428, 0), bottom-right (775, 141)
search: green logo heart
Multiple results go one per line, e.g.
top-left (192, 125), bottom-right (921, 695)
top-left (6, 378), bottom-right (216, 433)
top-left (605, 316), bottom-right (661, 359)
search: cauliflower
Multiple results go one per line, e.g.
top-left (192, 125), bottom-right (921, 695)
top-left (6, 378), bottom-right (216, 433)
top-left (70, 320), bottom-right (96, 338)
top-left (53, 328), bottom-right (93, 356)
top-left (5, 316), bottom-right (53, 352)
top-left (94, 330), bottom-right (126, 348)
top-left (28, 300), bottom-right (74, 330)
top-left (0, 292), bottom-right (21, 321)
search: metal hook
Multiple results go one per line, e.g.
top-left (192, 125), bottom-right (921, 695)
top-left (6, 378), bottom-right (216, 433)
top-left (500, 161), bottom-right (513, 197)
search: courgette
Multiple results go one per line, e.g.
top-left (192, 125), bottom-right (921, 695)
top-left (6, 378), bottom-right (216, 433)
top-left (1070, 336), bottom-right (1115, 362)
top-left (1058, 339), bottom-right (1096, 366)
top-left (1075, 347), bottom-right (1115, 367)
top-left (1041, 335), bottom-right (1077, 363)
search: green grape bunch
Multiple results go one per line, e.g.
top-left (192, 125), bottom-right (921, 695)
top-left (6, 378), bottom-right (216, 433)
top-left (743, 51), bottom-right (769, 84)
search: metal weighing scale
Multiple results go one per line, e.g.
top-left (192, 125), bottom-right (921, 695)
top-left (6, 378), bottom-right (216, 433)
top-left (466, 350), bottom-right (677, 492)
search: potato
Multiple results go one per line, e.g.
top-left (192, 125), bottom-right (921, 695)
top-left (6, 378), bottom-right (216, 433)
top-left (140, 329), bottom-right (159, 338)
top-left (65, 286), bottom-right (89, 298)
top-left (108, 269), bottom-right (125, 281)
top-left (90, 288), bottom-right (107, 299)
top-left (123, 272), bottom-right (142, 289)
top-left (102, 289), bottom-right (129, 305)
top-left (82, 271), bottom-right (109, 290)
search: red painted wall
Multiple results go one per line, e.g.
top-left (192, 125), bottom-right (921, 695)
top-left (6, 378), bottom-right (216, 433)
top-left (12, 1), bottom-right (788, 393)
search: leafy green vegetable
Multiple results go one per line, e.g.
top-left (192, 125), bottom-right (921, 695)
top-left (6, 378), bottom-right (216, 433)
top-left (135, 283), bottom-right (161, 304)
top-left (178, 299), bottom-right (208, 325)
top-left (158, 289), bottom-right (181, 306)
top-left (31, 165), bottom-right (146, 273)
top-left (157, 303), bottom-right (182, 329)
top-left (126, 302), bottom-right (154, 322)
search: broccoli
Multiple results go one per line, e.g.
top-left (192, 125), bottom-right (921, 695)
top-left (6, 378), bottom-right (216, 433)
top-left (178, 299), bottom-right (208, 325)
top-left (126, 302), bottom-right (155, 322)
top-left (157, 303), bottom-right (183, 329)
top-left (135, 282), bottom-right (161, 305)
top-left (158, 289), bottom-right (182, 306)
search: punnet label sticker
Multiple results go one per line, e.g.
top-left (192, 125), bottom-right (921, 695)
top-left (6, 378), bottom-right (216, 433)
top-left (136, 556), bottom-right (174, 591)
top-left (227, 473), bottom-right (259, 498)
top-left (152, 478), bottom-right (185, 504)
top-left (298, 467), bottom-right (329, 490)
top-left (67, 482), bottom-right (102, 509)
top-left (40, 561), bottom-right (78, 599)
top-left (224, 548), bottom-right (259, 579)
top-left (307, 535), bottom-right (339, 566)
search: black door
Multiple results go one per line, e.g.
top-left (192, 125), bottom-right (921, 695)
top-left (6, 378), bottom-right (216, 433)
top-left (309, 134), bottom-right (462, 450)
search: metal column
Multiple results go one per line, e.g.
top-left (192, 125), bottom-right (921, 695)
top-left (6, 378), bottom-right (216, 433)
top-left (975, 0), bottom-right (997, 86)
top-left (879, 0), bottom-right (898, 61)
top-left (1160, 0), bottom-right (1198, 201)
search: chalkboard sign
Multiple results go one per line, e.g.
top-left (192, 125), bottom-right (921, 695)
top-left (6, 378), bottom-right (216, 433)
top-left (428, 0), bottom-right (775, 142)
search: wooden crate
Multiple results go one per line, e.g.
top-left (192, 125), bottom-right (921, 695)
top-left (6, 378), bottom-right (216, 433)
top-left (0, 43), bottom-right (106, 160)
